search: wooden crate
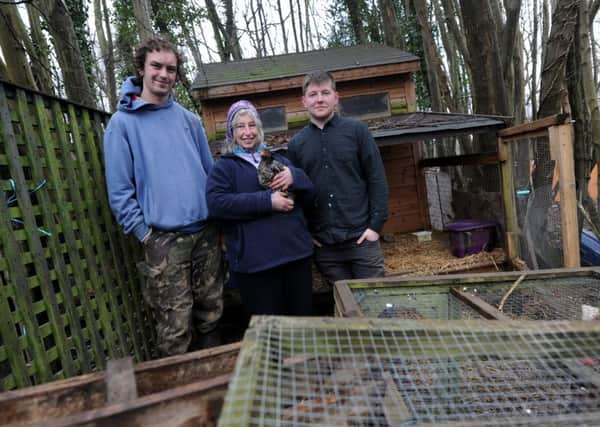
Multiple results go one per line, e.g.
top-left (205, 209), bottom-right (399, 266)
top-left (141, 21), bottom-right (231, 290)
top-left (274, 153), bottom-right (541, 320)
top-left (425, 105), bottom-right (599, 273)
top-left (0, 342), bottom-right (239, 427)
top-left (334, 267), bottom-right (600, 321)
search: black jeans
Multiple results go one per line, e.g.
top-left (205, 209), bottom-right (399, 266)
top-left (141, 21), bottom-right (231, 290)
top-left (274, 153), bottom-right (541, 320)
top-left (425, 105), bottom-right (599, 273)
top-left (314, 239), bottom-right (385, 286)
top-left (232, 256), bottom-right (313, 318)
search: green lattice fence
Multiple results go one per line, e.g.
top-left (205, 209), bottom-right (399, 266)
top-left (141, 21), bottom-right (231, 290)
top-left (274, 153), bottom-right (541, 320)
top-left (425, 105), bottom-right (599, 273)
top-left (0, 80), bottom-right (154, 391)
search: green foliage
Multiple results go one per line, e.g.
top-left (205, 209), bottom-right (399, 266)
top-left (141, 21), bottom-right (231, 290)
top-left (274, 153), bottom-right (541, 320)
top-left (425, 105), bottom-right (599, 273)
top-left (64, 0), bottom-right (96, 91)
top-left (326, 1), bottom-right (354, 47)
top-left (112, 0), bottom-right (138, 82)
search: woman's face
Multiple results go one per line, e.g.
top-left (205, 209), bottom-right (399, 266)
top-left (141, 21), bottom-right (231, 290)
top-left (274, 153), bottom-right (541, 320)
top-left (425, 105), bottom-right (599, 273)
top-left (233, 113), bottom-right (259, 150)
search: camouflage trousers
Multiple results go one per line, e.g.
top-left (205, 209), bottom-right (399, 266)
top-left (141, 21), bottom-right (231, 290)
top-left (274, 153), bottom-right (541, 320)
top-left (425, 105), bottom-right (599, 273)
top-left (137, 222), bottom-right (224, 357)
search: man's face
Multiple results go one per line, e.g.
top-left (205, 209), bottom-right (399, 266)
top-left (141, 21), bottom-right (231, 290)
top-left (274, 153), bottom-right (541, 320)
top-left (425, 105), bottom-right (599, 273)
top-left (139, 49), bottom-right (177, 104)
top-left (302, 80), bottom-right (339, 123)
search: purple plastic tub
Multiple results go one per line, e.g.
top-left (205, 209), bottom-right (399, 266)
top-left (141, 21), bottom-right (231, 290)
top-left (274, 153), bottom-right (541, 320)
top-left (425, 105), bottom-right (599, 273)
top-left (447, 220), bottom-right (497, 258)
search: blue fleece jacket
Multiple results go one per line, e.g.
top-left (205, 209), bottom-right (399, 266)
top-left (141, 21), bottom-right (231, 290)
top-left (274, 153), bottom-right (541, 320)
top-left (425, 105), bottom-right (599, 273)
top-left (104, 77), bottom-right (214, 240)
top-left (206, 153), bottom-right (315, 273)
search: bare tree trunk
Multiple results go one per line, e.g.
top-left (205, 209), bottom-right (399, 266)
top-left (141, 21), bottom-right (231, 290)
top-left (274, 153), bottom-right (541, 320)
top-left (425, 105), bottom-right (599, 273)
top-left (257, 0), bottom-right (275, 55)
top-left (296, 0), bottom-right (305, 50)
top-left (0, 57), bottom-right (7, 80)
top-left (305, 0), bottom-right (314, 50)
top-left (0, 4), bottom-right (37, 88)
top-left (412, 0), bottom-right (455, 111)
top-left (27, 4), bottom-right (54, 94)
top-left (530, 0), bottom-right (539, 117)
top-left (277, 0), bottom-right (289, 53)
top-left (458, 0), bottom-right (508, 115)
top-left (439, 0), bottom-right (470, 67)
top-left (37, 0), bottom-right (96, 107)
top-left (95, 0), bottom-right (117, 111)
top-left (538, 0), bottom-right (577, 118)
top-left (132, 0), bottom-right (154, 41)
top-left (289, 0), bottom-right (300, 51)
top-left (578, 0), bottom-right (600, 145)
top-left (224, 0), bottom-right (242, 60)
top-left (379, 0), bottom-right (404, 48)
top-left (344, 0), bottom-right (367, 44)
top-left (205, 0), bottom-right (228, 61)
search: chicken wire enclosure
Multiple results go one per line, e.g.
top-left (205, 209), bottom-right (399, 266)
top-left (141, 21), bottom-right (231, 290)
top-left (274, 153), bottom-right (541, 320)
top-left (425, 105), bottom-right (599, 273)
top-left (499, 118), bottom-right (579, 269)
top-left (334, 268), bottom-right (600, 321)
top-left (218, 316), bottom-right (600, 427)
top-left (335, 279), bottom-right (488, 320)
top-left (509, 134), bottom-right (564, 268)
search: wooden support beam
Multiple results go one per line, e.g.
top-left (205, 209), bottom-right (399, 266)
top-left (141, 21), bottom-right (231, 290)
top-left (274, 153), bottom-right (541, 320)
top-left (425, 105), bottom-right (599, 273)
top-left (498, 114), bottom-right (569, 138)
top-left (333, 282), bottom-right (365, 317)
top-left (498, 136), bottom-right (520, 262)
top-left (419, 152), bottom-right (499, 168)
top-left (450, 288), bottom-right (512, 320)
top-left (549, 123), bottom-right (580, 268)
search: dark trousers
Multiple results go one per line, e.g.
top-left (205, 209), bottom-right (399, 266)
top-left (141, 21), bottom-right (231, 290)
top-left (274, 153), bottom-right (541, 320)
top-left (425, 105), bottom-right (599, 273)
top-left (232, 256), bottom-right (313, 318)
top-left (315, 239), bottom-right (385, 286)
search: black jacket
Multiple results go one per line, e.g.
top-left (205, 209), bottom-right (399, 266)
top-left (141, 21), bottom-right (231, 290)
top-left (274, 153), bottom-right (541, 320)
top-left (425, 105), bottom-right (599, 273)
top-left (287, 114), bottom-right (388, 244)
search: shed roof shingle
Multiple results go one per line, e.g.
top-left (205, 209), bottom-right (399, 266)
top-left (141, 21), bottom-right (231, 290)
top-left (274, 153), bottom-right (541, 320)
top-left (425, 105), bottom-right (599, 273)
top-left (192, 44), bottom-right (420, 90)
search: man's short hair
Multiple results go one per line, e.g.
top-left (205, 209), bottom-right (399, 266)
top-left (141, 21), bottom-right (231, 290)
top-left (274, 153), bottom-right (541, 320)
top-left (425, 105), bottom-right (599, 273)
top-left (134, 37), bottom-right (184, 80)
top-left (302, 71), bottom-right (336, 95)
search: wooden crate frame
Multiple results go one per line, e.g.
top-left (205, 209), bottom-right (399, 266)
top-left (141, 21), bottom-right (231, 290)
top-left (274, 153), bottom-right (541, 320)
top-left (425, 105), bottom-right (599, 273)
top-left (0, 342), bottom-right (239, 426)
top-left (334, 267), bottom-right (600, 320)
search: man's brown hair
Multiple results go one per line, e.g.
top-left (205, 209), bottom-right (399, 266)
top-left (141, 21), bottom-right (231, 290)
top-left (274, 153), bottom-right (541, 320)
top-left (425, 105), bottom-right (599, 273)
top-left (133, 37), bottom-right (185, 81)
top-left (302, 71), bottom-right (336, 95)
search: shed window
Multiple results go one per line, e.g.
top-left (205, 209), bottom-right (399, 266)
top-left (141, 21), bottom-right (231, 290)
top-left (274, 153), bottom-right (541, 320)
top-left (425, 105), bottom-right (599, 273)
top-left (258, 106), bottom-right (287, 132)
top-left (339, 93), bottom-right (390, 119)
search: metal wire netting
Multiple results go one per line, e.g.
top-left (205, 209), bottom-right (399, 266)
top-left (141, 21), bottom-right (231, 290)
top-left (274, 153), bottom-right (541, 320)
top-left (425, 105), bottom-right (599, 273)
top-left (340, 271), bottom-right (600, 321)
top-left (510, 135), bottom-right (564, 268)
top-left (353, 286), bottom-right (486, 320)
top-left (218, 316), bottom-right (600, 426)
top-left (462, 275), bottom-right (600, 321)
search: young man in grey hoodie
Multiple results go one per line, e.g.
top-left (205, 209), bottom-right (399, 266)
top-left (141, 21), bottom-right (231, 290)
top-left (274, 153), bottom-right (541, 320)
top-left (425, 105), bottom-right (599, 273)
top-left (103, 37), bottom-right (224, 356)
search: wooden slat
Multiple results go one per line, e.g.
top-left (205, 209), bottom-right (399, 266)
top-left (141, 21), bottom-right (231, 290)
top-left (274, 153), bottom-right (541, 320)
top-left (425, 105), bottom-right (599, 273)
top-left (16, 89), bottom-right (89, 374)
top-left (40, 374), bottom-right (230, 427)
top-left (449, 288), bottom-right (512, 320)
top-left (64, 105), bottom-right (123, 358)
top-left (0, 342), bottom-right (240, 426)
top-left (497, 114), bottom-right (568, 138)
top-left (549, 123), bottom-right (580, 268)
top-left (333, 283), bottom-right (365, 317)
top-left (39, 97), bottom-right (106, 368)
top-left (88, 112), bottom-right (152, 359)
top-left (0, 85), bottom-right (52, 384)
top-left (419, 152), bottom-right (499, 168)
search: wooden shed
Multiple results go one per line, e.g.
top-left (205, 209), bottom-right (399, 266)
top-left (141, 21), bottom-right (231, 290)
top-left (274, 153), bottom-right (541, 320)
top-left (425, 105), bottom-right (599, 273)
top-left (191, 45), bottom-right (507, 235)
top-left (191, 44), bottom-right (420, 139)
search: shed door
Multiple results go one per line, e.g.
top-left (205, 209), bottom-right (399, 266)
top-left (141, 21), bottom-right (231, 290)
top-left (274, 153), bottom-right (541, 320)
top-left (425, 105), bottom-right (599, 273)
top-left (380, 142), bottom-right (429, 234)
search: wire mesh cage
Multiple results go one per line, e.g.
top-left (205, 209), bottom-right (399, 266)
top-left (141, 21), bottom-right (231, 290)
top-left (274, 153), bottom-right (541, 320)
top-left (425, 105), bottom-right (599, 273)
top-left (334, 268), bottom-right (600, 321)
top-left (218, 316), bottom-right (600, 426)
top-left (509, 133), bottom-right (565, 268)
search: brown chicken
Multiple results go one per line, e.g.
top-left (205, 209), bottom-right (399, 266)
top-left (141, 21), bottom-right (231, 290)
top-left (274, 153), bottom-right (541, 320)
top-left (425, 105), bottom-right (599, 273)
top-left (258, 149), bottom-right (293, 199)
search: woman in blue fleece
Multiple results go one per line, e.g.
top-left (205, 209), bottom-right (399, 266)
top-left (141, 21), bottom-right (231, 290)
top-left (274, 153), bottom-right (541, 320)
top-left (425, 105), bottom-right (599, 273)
top-left (206, 100), bottom-right (314, 317)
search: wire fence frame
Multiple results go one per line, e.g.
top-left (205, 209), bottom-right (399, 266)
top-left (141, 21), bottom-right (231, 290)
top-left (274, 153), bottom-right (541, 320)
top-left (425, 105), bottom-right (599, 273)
top-left (219, 316), bottom-right (600, 427)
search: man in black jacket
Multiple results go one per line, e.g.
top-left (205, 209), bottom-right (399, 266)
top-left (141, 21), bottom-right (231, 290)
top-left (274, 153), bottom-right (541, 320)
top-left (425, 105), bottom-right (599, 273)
top-left (287, 70), bottom-right (389, 286)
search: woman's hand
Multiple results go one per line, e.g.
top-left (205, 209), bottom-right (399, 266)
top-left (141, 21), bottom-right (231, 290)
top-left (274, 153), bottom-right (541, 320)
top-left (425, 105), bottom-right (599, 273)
top-left (270, 167), bottom-right (293, 191)
top-left (271, 190), bottom-right (295, 212)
